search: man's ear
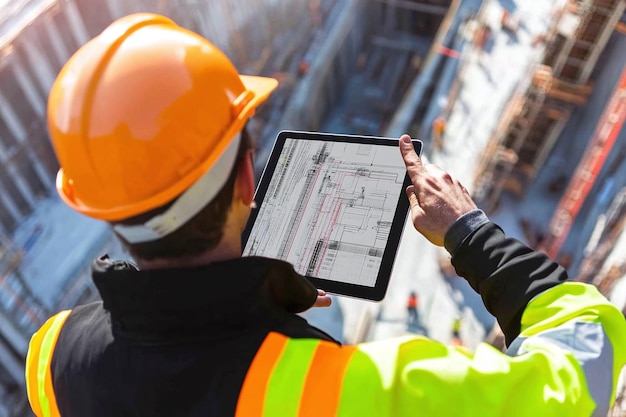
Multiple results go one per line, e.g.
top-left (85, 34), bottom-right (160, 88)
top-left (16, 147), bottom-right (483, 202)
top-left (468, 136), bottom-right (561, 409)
top-left (235, 149), bottom-right (255, 206)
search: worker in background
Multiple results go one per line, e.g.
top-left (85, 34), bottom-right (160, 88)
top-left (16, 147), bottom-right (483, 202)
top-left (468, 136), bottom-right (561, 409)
top-left (406, 290), bottom-right (420, 329)
top-left (26, 13), bottom-right (626, 417)
top-left (432, 115), bottom-right (446, 151)
top-left (451, 315), bottom-right (463, 346)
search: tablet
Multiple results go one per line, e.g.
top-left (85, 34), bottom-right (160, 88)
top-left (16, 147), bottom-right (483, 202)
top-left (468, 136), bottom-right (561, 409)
top-left (242, 131), bottom-right (423, 301)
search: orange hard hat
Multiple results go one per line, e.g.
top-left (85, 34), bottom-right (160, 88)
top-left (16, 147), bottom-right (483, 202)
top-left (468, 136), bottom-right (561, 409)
top-left (48, 13), bottom-right (278, 222)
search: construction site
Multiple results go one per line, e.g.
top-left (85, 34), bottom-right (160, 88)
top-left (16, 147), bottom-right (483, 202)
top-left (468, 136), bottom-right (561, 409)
top-left (0, 0), bottom-right (625, 415)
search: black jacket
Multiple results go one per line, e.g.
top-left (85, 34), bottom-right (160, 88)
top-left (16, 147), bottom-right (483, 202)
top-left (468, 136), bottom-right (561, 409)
top-left (48, 220), bottom-right (566, 416)
top-left (51, 256), bottom-right (337, 417)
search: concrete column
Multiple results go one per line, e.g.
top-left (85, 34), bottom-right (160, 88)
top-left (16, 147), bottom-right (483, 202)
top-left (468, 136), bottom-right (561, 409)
top-left (209, 2), bottom-right (231, 51)
top-left (0, 92), bottom-right (38, 208)
top-left (0, 338), bottom-right (25, 384)
top-left (21, 40), bottom-right (56, 95)
top-left (63, 0), bottom-right (90, 45)
top-left (43, 14), bottom-right (70, 66)
top-left (7, 163), bottom-right (37, 209)
top-left (0, 308), bottom-right (29, 384)
top-left (106, 0), bottom-right (126, 20)
top-left (27, 149), bottom-right (55, 192)
top-left (0, 308), bottom-right (29, 356)
top-left (0, 91), bottom-right (26, 143)
top-left (0, 185), bottom-right (23, 225)
top-left (190, 3), bottom-right (210, 38)
top-left (12, 60), bottom-right (54, 190)
top-left (11, 59), bottom-right (45, 117)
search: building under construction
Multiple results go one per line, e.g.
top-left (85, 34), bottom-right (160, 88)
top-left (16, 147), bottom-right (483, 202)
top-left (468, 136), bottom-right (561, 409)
top-left (472, 0), bottom-right (626, 264)
top-left (0, 0), bottom-right (625, 415)
top-left (464, 0), bottom-right (626, 286)
top-left (475, 0), bottom-right (623, 205)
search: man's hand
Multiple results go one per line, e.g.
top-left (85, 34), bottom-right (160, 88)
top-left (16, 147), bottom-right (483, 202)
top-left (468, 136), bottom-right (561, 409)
top-left (399, 134), bottom-right (477, 246)
top-left (313, 289), bottom-right (332, 308)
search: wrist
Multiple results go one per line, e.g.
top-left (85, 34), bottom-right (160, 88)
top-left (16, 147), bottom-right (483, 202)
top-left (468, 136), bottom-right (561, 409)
top-left (443, 209), bottom-right (489, 256)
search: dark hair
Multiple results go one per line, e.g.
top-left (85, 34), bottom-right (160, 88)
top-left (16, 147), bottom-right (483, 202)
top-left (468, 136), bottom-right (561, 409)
top-left (114, 127), bottom-right (253, 261)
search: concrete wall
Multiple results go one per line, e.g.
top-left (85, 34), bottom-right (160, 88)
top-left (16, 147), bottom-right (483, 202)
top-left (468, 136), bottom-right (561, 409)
top-left (278, 0), bottom-right (371, 131)
top-left (92, 0), bottom-right (316, 71)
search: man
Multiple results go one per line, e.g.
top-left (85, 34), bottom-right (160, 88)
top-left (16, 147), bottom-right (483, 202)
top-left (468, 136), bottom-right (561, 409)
top-left (432, 115), bottom-right (446, 151)
top-left (26, 13), bottom-right (626, 417)
top-left (406, 291), bottom-right (419, 328)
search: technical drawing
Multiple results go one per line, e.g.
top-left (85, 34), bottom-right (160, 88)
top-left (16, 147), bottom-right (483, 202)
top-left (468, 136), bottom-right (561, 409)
top-left (244, 138), bottom-right (406, 287)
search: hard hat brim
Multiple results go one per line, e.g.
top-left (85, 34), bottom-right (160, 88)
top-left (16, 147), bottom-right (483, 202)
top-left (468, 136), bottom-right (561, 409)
top-left (239, 75), bottom-right (279, 109)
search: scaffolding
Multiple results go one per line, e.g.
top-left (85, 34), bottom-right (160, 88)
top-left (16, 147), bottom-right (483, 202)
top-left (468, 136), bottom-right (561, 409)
top-left (474, 0), bottom-right (626, 212)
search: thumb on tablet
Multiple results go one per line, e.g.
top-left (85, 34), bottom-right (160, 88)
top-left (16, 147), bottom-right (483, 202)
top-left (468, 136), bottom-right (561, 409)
top-left (312, 289), bottom-right (332, 308)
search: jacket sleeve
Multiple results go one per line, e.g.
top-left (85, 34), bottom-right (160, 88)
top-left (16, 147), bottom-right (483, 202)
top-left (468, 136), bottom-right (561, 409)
top-left (336, 218), bottom-right (626, 417)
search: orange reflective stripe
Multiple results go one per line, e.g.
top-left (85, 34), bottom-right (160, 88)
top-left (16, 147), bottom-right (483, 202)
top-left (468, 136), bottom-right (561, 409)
top-left (236, 333), bottom-right (357, 417)
top-left (235, 332), bottom-right (288, 417)
top-left (298, 342), bottom-right (357, 417)
top-left (25, 311), bottom-right (71, 417)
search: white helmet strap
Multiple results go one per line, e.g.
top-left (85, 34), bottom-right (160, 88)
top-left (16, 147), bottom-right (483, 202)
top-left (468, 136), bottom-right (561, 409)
top-left (113, 133), bottom-right (242, 244)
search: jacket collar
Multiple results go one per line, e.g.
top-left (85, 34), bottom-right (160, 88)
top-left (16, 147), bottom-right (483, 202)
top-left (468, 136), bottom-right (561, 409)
top-left (92, 255), bottom-right (318, 340)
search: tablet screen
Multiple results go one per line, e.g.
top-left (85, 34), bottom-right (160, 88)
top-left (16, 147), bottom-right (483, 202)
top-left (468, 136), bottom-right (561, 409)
top-left (242, 131), bottom-right (422, 301)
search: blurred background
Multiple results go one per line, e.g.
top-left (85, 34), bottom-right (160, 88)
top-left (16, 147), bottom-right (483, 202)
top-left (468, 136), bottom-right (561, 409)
top-left (0, 0), bottom-right (625, 415)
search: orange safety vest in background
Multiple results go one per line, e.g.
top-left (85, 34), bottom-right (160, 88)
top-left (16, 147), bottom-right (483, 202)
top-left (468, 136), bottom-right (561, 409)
top-left (407, 294), bottom-right (418, 309)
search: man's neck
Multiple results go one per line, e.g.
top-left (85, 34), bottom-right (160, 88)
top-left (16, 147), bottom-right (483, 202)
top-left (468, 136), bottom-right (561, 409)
top-left (135, 198), bottom-right (250, 271)
top-left (135, 240), bottom-right (242, 270)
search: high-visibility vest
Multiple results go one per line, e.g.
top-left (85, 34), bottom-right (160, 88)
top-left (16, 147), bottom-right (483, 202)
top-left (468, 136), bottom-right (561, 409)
top-left (235, 283), bottom-right (626, 416)
top-left (26, 283), bottom-right (626, 417)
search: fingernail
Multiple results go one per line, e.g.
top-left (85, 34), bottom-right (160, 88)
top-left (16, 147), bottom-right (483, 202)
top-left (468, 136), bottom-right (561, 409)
top-left (402, 135), bottom-right (412, 144)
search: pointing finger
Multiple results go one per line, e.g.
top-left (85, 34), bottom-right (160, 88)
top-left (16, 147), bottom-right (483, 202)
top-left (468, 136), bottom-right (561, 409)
top-left (399, 134), bottom-right (424, 186)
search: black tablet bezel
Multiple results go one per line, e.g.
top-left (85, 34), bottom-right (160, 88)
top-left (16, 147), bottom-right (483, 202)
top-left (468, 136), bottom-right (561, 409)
top-left (242, 130), bottom-right (423, 301)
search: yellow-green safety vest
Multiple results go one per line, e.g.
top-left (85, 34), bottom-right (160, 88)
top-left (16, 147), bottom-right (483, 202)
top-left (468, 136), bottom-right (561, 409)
top-left (27, 283), bottom-right (626, 416)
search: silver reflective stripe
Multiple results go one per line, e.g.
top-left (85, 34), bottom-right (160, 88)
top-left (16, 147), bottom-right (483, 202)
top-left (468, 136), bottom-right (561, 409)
top-left (508, 321), bottom-right (613, 417)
